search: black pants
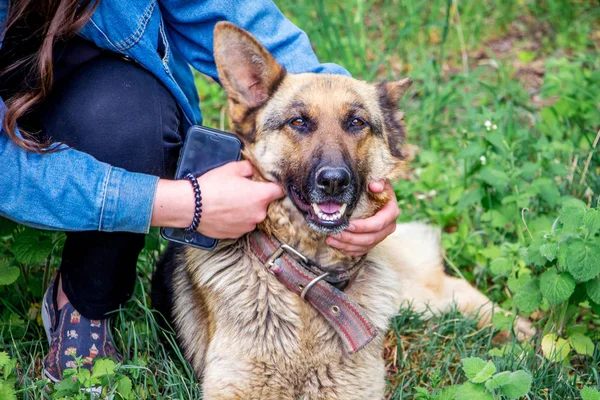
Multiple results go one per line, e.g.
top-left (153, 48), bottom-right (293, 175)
top-left (39, 40), bottom-right (184, 319)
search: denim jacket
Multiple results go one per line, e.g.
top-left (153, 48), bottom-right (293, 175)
top-left (0, 0), bottom-right (348, 233)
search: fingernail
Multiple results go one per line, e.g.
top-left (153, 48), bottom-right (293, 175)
top-left (348, 224), bottom-right (356, 231)
top-left (327, 238), bottom-right (338, 247)
top-left (373, 182), bottom-right (384, 191)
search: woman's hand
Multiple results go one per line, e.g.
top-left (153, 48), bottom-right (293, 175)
top-left (326, 181), bottom-right (399, 257)
top-left (151, 161), bottom-right (284, 239)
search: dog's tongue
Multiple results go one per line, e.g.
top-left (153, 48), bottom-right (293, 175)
top-left (319, 201), bottom-right (342, 214)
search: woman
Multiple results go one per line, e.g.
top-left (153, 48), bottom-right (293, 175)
top-left (0, 0), bottom-right (400, 382)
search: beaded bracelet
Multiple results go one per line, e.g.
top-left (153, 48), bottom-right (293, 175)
top-left (184, 173), bottom-right (202, 233)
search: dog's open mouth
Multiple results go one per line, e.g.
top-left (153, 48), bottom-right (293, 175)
top-left (289, 185), bottom-right (350, 232)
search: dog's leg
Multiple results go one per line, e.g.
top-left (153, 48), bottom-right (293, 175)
top-left (382, 222), bottom-right (535, 340)
top-left (423, 273), bottom-right (536, 341)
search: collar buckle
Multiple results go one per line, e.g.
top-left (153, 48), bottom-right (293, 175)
top-left (265, 244), bottom-right (309, 270)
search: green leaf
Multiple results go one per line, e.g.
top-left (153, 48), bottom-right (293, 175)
top-left (499, 370), bottom-right (533, 399)
top-left (0, 262), bottom-right (20, 286)
top-left (532, 177), bottom-right (560, 207)
top-left (0, 352), bottom-right (10, 367)
top-left (539, 242), bottom-right (557, 262)
top-left (540, 270), bottom-right (576, 304)
top-left (541, 333), bottom-right (571, 362)
top-left (587, 277), bottom-right (600, 304)
top-left (584, 208), bottom-right (600, 236)
top-left (565, 239), bottom-right (600, 281)
top-left (433, 385), bottom-right (459, 400)
top-left (454, 382), bottom-right (494, 400)
top-left (462, 357), bottom-right (486, 380)
top-left (457, 188), bottom-right (483, 211)
top-left (485, 371), bottom-right (511, 390)
top-left (526, 236), bottom-right (548, 267)
top-left (0, 381), bottom-right (17, 400)
top-left (569, 333), bottom-right (595, 356)
top-left (492, 312), bottom-right (513, 331)
top-left (513, 279), bottom-right (541, 313)
top-left (581, 386), bottom-right (600, 400)
top-left (479, 167), bottom-right (510, 190)
top-left (117, 376), bottom-right (133, 397)
top-left (561, 198), bottom-right (586, 231)
top-left (490, 258), bottom-right (511, 276)
top-left (91, 358), bottom-right (117, 379)
top-left (471, 361), bottom-right (496, 383)
top-left (11, 229), bottom-right (53, 264)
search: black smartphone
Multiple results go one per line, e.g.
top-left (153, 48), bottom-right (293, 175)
top-left (160, 125), bottom-right (243, 250)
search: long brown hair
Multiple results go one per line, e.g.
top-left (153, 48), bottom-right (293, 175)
top-left (1, 0), bottom-right (99, 153)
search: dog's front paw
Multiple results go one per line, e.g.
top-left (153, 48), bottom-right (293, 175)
top-left (514, 316), bottom-right (536, 341)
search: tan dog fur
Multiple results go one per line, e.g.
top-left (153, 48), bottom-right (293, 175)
top-left (167, 22), bottom-right (534, 399)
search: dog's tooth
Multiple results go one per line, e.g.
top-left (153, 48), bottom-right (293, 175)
top-left (312, 203), bottom-right (320, 215)
top-left (339, 204), bottom-right (347, 215)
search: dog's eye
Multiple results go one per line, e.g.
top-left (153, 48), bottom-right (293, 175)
top-left (290, 117), bottom-right (306, 127)
top-left (351, 118), bottom-right (365, 127)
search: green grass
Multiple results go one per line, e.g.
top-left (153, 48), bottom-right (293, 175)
top-left (2, 0), bottom-right (600, 398)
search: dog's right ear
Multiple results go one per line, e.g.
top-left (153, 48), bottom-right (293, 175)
top-left (214, 22), bottom-right (286, 141)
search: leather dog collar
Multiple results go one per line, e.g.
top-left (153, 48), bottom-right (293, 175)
top-left (248, 230), bottom-right (378, 353)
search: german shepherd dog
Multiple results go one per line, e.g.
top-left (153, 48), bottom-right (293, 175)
top-left (152, 22), bottom-right (534, 399)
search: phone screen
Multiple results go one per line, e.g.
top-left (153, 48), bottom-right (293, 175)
top-left (161, 125), bottom-right (243, 250)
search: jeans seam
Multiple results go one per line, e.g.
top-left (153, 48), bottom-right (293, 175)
top-left (98, 167), bottom-right (112, 231)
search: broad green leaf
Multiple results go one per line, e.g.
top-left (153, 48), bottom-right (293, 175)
top-left (513, 279), bottom-right (541, 313)
top-left (0, 352), bottom-right (10, 367)
top-left (454, 382), bottom-right (494, 400)
top-left (500, 370), bottom-right (533, 399)
top-left (11, 229), bottom-right (53, 264)
top-left (0, 381), bottom-right (17, 400)
top-left (561, 198), bottom-right (586, 232)
top-left (539, 242), bottom-right (558, 262)
top-left (0, 263), bottom-right (20, 286)
top-left (479, 167), bottom-right (510, 190)
top-left (584, 208), bottom-right (600, 236)
top-left (490, 258), bottom-right (511, 276)
top-left (457, 188), bottom-right (483, 211)
top-left (525, 237), bottom-right (548, 267)
top-left (471, 361), bottom-right (496, 383)
top-left (481, 210), bottom-right (510, 229)
top-left (433, 385), bottom-right (459, 400)
top-left (485, 371), bottom-right (511, 390)
top-left (532, 177), bottom-right (560, 207)
top-left (462, 357), bottom-right (486, 380)
top-left (91, 358), bottom-right (117, 379)
top-left (587, 277), bottom-right (600, 304)
top-left (117, 375), bottom-right (133, 397)
top-left (565, 239), bottom-right (600, 281)
top-left (540, 270), bottom-right (576, 304)
top-left (570, 333), bottom-right (595, 356)
top-left (541, 333), bottom-right (571, 362)
top-left (581, 386), bottom-right (600, 400)
top-left (492, 312), bottom-right (513, 331)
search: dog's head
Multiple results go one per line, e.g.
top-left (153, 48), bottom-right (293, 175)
top-left (214, 22), bottom-right (411, 235)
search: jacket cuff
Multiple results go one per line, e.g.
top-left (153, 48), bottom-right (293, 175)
top-left (98, 167), bottom-right (159, 234)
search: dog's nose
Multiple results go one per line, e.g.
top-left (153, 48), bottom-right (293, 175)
top-left (316, 167), bottom-right (351, 196)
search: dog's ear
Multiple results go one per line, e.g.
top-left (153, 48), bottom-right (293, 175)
top-left (376, 78), bottom-right (413, 158)
top-left (214, 22), bottom-right (286, 141)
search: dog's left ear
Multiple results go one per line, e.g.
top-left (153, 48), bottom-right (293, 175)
top-left (376, 78), bottom-right (413, 158)
top-left (214, 22), bottom-right (286, 141)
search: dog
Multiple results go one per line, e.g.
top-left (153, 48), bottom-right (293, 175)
top-left (152, 22), bottom-right (534, 399)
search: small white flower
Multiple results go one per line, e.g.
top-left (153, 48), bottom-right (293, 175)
top-left (484, 120), bottom-right (492, 130)
top-left (480, 155), bottom-right (487, 165)
top-left (416, 193), bottom-right (427, 200)
top-left (492, 124), bottom-right (498, 130)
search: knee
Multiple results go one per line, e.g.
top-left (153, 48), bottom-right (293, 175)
top-left (40, 56), bottom-right (182, 174)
